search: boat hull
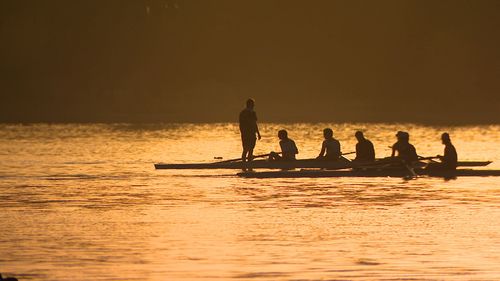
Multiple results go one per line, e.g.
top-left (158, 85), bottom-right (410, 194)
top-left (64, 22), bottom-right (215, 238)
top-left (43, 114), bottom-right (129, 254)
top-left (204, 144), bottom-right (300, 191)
top-left (154, 159), bottom-right (491, 170)
top-left (456, 161), bottom-right (491, 167)
top-left (154, 158), bottom-right (352, 170)
top-left (237, 169), bottom-right (500, 178)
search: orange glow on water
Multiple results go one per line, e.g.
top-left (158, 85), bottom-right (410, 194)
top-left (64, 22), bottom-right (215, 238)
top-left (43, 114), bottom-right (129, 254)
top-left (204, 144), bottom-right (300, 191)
top-left (0, 123), bottom-right (499, 280)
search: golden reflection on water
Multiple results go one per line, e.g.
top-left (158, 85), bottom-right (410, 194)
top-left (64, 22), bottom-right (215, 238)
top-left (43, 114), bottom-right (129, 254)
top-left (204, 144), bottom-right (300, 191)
top-left (0, 123), bottom-right (499, 280)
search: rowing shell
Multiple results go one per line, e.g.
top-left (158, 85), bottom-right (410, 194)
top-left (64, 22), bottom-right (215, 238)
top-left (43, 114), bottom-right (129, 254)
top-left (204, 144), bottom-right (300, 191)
top-left (154, 159), bottom-right (491, 170)
top-left (237, 169), bottom-right (500, 178)
top-left (154, 158), bottom-right (352, 170)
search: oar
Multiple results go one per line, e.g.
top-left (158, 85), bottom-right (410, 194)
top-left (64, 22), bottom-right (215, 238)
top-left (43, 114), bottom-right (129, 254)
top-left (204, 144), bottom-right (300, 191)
top-left (357, 156), bottom-right (416, 177)
top-left (213, 152), bottom-right (281, 164)
top-left (418, 155), bottom-right (440, 163)
top-left (404, 162), bottom-right (417, 178)
top-left (217, 151), bottom-right (355, 164)
top-left (390, 157), bottom-right (417, 178)
top-left (340, 151), bottom-right (355, 163)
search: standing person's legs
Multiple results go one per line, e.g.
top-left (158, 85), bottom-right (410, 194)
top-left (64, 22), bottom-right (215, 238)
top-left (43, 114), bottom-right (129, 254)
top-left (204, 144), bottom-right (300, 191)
top-left (242, 135), bottom-right (256, 162)
top-left (248, 148), bottom-right (254, 161)
top-left (241, 134), bottom-right (249, 162)
top-left (247, 136), bottom-right (256, 161)
top-left (241, 148), bottom-right (249, 162)
top-left (241, 136), bottom-right (253, 162)
top-left (241, 137), bottom-right (255, 171)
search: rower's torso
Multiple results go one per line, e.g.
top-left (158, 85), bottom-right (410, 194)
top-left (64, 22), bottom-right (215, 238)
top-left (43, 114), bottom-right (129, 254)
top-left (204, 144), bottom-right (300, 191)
top-left (443, 144), bottom-right (458, 166)
top-left (280, 138), bottom-right (298, 160)
top-left (324, 138), bottom-right (341, 159)
top-left (356, 139), bottom-right (375, 161)
top-left (393, 142), bottom-right (418, 161)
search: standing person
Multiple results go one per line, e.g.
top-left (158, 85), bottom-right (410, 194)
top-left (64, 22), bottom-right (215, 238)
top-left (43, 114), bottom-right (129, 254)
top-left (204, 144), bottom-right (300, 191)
top-left (269, 129), bottom-right (299, 161)
top-left (354, 131), bottom-right (375, 162)
top-left (239, 98), bottom-right (261, 163)
top-left (317, 128), bottom-right (341, 160)
top-left (391, 131), bottom-right (418, 163)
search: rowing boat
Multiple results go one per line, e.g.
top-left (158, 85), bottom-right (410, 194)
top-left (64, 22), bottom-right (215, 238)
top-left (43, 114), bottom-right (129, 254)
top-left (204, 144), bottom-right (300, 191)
top-left (155, 157), bottom-right (496, 178)
top-left (155, 158), bottom-right (352, 170)
top-left (154, 159), bottom-right (491, 170)
top-left (237, 169), bottom-right (500, 178)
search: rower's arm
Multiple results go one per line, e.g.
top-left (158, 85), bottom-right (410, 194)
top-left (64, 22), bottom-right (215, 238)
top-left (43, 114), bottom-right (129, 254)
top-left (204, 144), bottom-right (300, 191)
top-left (254, 112), bottom-right (261, 140)
top-left (318, 142), bottom-right (326, 157)
top-left (336, 142), bottom-right (342, 158)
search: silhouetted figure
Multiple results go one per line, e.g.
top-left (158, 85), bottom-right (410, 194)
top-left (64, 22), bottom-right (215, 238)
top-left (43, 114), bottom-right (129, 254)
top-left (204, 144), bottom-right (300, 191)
top-left (354, 131), bottom-right (375, 161)
top-left (0, 274), bottom-right (19, 281)
top-left (427, 133), bottom-right (458, 170)
top-left (269, 129), bottom-right (298, 161)
top-left (391, 131), bottom-right (418, 163)
top-left (317, 128), bottom-right (341, 160)
top-left (239, 98), bottom-right (261, 163)
top-left (439, 133), bottom-right (458, 169)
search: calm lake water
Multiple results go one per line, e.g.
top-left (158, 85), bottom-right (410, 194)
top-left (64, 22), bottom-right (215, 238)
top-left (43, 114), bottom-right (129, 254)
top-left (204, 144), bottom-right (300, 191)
top-left (1, 123), bottom-right (499, 281)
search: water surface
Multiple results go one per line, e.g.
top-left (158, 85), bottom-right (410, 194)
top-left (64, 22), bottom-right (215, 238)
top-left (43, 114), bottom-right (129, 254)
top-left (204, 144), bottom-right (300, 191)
top-left (1, 123), bottom-right (499, 280)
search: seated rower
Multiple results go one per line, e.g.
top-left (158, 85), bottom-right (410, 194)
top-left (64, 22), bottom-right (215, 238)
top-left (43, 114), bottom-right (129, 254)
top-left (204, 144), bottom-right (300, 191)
top-left (391, 131), bottom-right (418, 163)
top-left (354, 131), bottom-right (375, 162)
top-left (269, 129), bottom-right (298, 161)
top-left (427, 132), bottom-right (458, 170)
top-left (317, 128), bottom-right (341, 160)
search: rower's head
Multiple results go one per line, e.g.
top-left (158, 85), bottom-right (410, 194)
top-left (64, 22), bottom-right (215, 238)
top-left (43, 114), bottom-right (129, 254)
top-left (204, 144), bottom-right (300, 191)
top-left (396, 131), bottom-right (410, 141)
top-left (278, 129), bottom-right (288, 140)
top-left (245, 98), bottom-right (255, 109)
top-left (323, 128), bottom-right (333, 139)
top-left (396, 131), bottom-right (409, 143)
top-left (355, 131), bottom-right (364, 141)
top-left (441, 132), bottom-right (451, 144)
top-left (396, 131), bottom-right (404, 139)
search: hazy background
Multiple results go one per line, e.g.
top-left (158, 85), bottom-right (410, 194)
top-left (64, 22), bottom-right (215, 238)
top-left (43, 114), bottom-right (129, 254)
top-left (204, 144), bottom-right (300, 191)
top-left (1, 0), bottom-right (499, 124)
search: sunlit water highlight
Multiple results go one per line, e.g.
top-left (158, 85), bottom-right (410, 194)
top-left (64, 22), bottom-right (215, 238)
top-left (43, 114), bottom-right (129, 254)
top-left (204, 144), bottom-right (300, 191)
top-left (1, 123), bottom-right (499, 280)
